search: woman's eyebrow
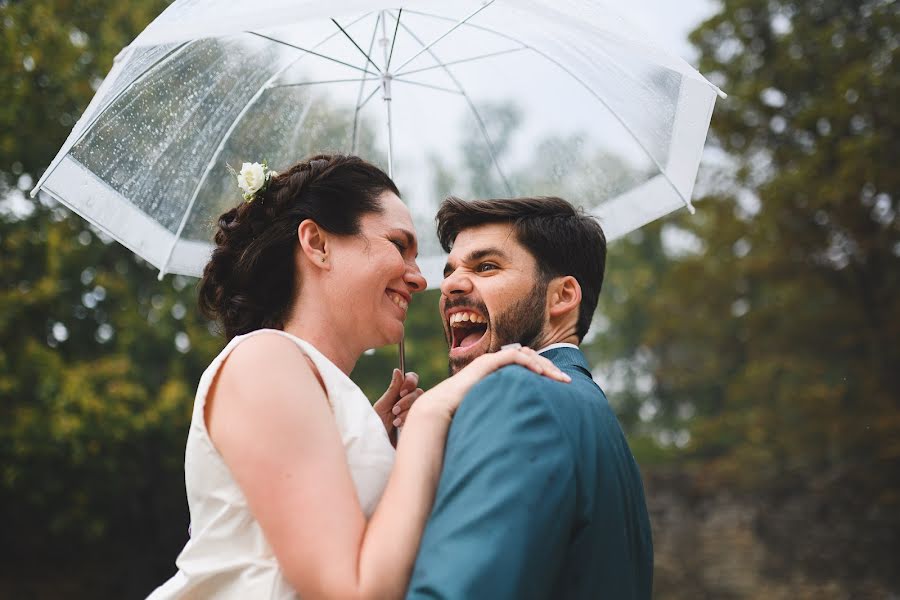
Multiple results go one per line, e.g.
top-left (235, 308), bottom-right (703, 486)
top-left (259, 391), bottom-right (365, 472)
top-left (390, 228), bottom-right (416, 246)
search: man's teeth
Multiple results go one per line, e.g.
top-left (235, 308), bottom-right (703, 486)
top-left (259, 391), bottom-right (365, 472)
top-left (449, 311), bottom-right (487, 326)
top-left (388, 292), bottom-right (408, 310)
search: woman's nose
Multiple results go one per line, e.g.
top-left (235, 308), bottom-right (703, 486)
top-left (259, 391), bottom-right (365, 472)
top-left (405, 261), bottom-right (427, 293)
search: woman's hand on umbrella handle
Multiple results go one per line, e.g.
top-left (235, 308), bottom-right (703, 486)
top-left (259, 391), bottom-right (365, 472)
top-left (374, 369), bottom-right (421, 441)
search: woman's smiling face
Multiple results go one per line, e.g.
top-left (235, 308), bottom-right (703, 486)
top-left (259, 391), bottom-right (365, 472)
top-left (327, 191), bottom-right (427, 350)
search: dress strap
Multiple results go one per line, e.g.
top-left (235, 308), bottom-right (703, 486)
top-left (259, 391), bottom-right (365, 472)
top-left (194, 329), bottom-right (334, 427)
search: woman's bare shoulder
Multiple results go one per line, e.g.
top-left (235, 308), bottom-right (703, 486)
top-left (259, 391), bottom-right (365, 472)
top-left (217, 332), bottom-right (319, 397)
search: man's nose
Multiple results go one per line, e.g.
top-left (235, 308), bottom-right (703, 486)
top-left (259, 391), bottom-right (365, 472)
top-left (404, 260), bottom-right (427, 293)
top-left (440, 268), bottom-right (473, 296)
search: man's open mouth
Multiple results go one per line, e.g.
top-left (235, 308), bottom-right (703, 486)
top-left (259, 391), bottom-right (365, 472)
top-left (448, 309), bottom-right (489, 350)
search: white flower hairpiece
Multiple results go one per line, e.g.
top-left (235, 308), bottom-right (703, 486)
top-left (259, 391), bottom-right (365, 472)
top-left (227, 160), bottom-right (277, 203)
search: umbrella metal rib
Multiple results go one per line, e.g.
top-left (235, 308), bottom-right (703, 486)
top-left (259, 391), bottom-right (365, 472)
top-left (331, 18), bottom-right (383, 74)
top-left (392, 78), bottom-right (463, 95)
top-left (379, 12), bottom-right (395, 179)
top-left (352, 12), bottom-right (383, 153)
top-left (400, 8), bottom-right (541, 51)
top-left (356, 84), bottom-right (381, 113)
top-left (394, 47), bottom-right (528, 78)
top-left (274, 77), bottom-right (380, 88)
top-left (247, 32), bottom-right (373, 75)
top-left (392, 0), bottom-right (497, 74)
top-left (384, 8), bottom-right (402, 72)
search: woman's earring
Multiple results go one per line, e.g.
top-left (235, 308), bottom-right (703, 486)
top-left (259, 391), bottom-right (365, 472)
top-left (321, 255), bottom-right (326, 263)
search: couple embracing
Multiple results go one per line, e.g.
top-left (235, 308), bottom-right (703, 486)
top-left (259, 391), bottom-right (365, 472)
top-left (148, 154), bottom-right (652, 600)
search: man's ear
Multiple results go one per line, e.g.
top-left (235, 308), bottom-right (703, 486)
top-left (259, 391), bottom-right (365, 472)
top-left (548, 275), bottom-right (582, 320)
top-left (297, 219), bottom-right (331, 270)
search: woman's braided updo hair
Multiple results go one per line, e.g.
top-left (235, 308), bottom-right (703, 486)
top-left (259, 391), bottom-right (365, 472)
top-left (198, 154), bottom-right (399, 340)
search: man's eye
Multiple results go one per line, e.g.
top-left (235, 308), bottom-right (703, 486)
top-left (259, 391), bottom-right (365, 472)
top-left (476, 263), bottom-right (497, 273)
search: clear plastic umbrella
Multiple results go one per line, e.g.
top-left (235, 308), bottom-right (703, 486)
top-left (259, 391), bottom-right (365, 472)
top-left (31, 0), bottom-right (725, 369)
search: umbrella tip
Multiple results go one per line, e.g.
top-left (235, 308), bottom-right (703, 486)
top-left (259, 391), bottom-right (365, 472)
top-left (157, 269), bottom-right (166, 281)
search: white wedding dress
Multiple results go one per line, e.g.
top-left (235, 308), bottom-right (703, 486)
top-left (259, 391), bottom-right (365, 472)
top-left (147, 329), bottom-right (396, 599)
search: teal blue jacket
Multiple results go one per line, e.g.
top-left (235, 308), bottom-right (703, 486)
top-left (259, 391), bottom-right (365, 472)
top-left (406, 347), bottom-right (653, 599)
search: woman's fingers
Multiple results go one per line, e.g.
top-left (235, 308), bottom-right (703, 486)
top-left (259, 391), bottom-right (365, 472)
top-left (392, 388), bottom-right (423, 426)
top-left (393, 387), bottom-right (423, 414)
top-left (376, 370), bottom-right (418, 411)
top-left (398, 372), bottom-right (419, 398)
top-left (374, 369), bottom-right (408, 437)
top-left (383, 369), bottom-right (403, 398)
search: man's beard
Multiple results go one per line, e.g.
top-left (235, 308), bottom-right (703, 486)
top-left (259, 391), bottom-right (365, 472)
top-left (448, 278), bottom-right (548, 374)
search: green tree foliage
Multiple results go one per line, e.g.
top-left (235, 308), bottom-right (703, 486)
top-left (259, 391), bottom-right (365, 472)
top-left (593, 0), bottom-right (899, 588)
top-left (0, 201), bottom-right (222, 596)
top-left (0, 1), bottom-right (220, 596)
top-left (693, 0), bottom-right (899, 503)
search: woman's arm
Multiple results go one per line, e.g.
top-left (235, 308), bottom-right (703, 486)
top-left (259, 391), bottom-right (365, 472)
top-left (207, 335), bottom-right (566, 599)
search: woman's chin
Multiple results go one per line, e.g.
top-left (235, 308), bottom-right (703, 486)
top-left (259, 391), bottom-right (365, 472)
top-left (367, 322), bottom-right (405, 349)
top-left (385, 324), bottom-right (405, 346)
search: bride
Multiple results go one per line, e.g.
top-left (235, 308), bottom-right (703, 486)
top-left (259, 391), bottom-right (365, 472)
top-left (147, 154), bottom-right (569, 599)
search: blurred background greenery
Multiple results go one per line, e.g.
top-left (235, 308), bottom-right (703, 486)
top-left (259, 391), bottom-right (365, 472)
top-left (1, 0), bottom-right (898, 597)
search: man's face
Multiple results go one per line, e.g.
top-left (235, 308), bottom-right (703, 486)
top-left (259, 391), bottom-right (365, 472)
top-left (440, 222), bottom-right (549, 374)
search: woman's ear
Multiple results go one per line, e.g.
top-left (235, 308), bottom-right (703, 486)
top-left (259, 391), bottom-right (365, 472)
top-left (297, 219), bottom-right (331, 270)
top-left (548, 275), bottom-right (582, 319)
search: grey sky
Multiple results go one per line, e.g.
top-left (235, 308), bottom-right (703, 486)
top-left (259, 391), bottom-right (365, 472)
top-left (617, 0), bottom-right (717, 64)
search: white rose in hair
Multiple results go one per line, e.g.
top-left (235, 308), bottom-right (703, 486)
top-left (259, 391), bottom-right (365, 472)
top-left (237, 162), bottom-right (266, 196)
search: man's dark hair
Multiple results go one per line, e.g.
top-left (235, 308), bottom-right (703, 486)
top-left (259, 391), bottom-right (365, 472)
top-left (436, 196), bottom-right (607, 342)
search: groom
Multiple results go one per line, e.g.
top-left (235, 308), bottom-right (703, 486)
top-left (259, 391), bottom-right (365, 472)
top-left (406, 196), bottom-right (653, 599)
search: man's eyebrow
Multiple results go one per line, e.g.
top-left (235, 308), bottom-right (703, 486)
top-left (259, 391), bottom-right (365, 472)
top-left (467, 247), bottom-right (509, 263)
top-left (443, 247), bottom-right (509, 277)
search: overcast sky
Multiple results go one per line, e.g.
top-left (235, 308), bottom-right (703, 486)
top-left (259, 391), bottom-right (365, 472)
top-left (617, 0), bottom-right (718, 64)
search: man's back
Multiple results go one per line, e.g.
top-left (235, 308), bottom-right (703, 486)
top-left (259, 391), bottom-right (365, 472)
top-left (406, 346), bottom-right (653, 599)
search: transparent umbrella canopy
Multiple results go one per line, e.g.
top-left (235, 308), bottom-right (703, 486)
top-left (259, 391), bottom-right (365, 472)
top-left (32, 0), bottom-right (724, 368)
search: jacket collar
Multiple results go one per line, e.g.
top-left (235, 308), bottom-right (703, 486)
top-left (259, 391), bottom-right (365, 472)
top-left (538, 345), bottom-right (592, 377)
